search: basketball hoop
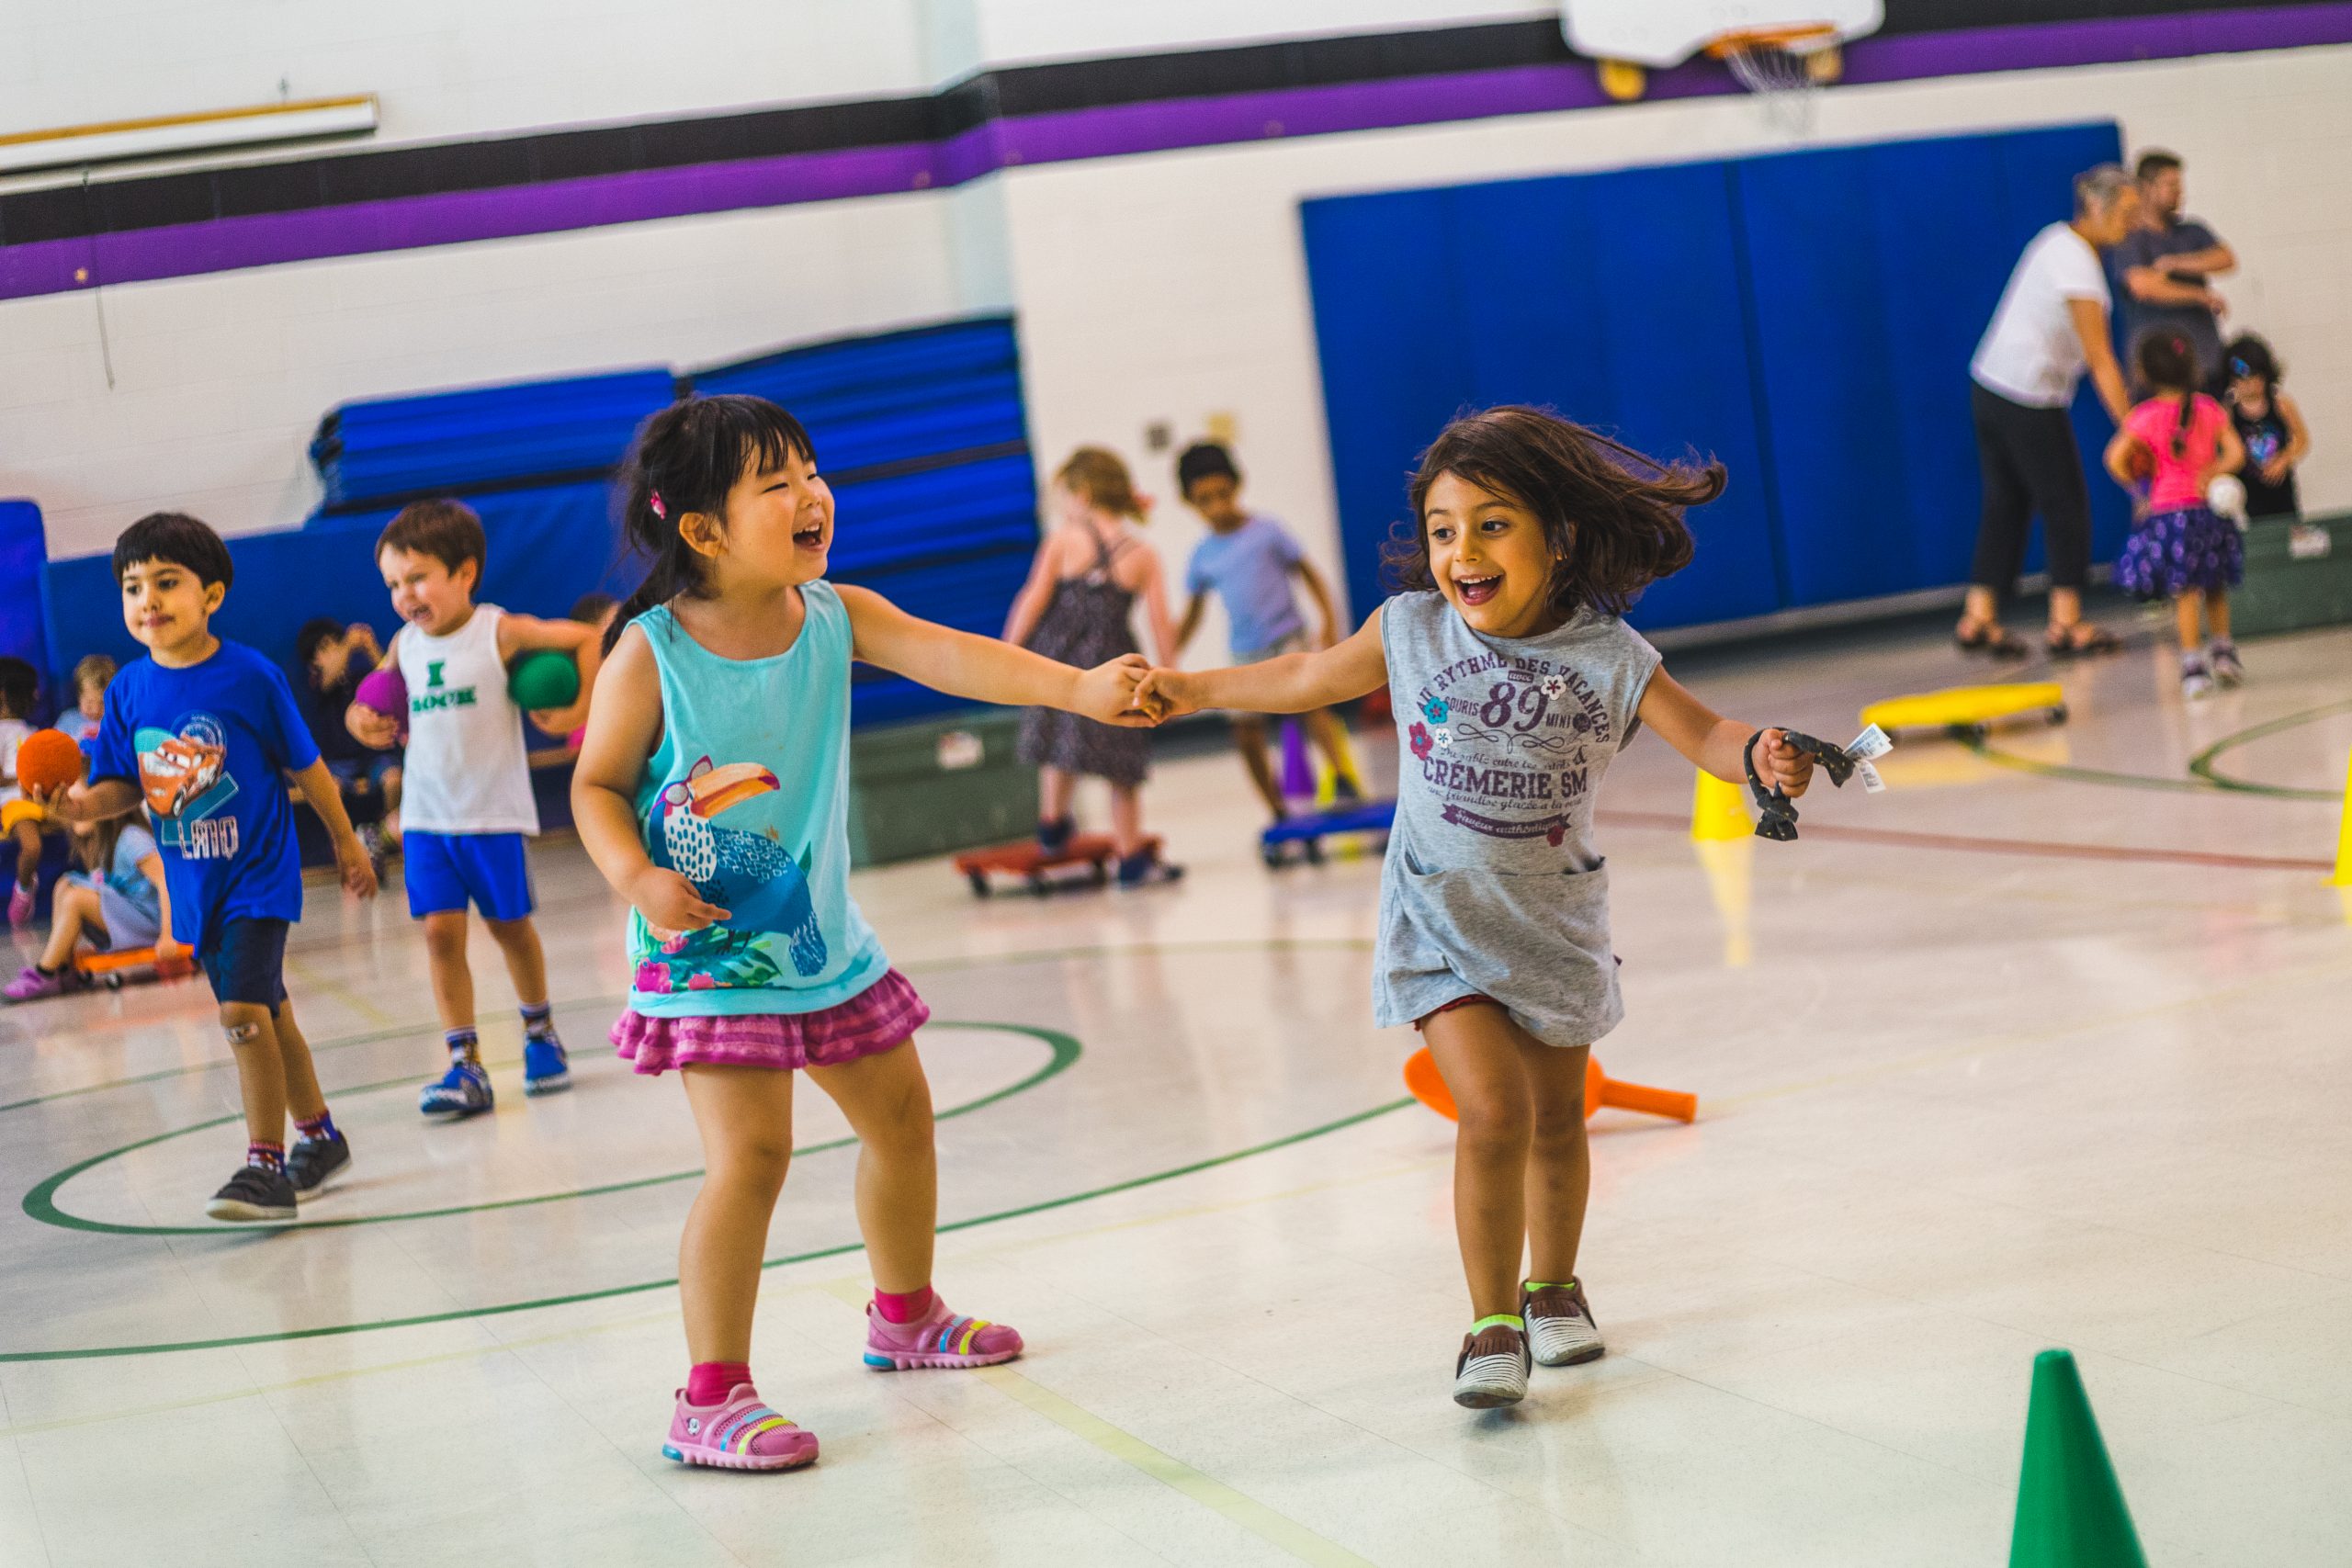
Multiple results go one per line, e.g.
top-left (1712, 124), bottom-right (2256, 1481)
top-left (1707, 24), bottom-right (1842, 130)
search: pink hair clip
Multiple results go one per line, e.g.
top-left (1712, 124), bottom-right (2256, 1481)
top-left (649, 491), bottom-right (667, 519)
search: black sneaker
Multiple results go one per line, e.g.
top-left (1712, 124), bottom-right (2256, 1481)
top-left (287, 1133), bottom-right (353, 1198)
top-left (206, 1163), bottom-right (297, 1223)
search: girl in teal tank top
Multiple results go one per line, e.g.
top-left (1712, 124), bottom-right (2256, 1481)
top-left (573, 396), bottom-right (1155, 1474)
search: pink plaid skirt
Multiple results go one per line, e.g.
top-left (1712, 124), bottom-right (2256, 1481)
top-left (611, 969), bottom-right (931, 1076)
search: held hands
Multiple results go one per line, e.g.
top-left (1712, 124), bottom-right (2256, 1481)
top-left (628, 864), bottom-right (729, 942)
top-left (1073, 654), bottom-right (1162, 728)
top-left (1748, 728), bottom-right (1815, 797)
top-left (1131, 667), bottom-right (1202, 723)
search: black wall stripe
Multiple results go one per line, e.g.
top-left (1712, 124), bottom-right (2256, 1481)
top-left (2, 1), bottom-right (2332, 249)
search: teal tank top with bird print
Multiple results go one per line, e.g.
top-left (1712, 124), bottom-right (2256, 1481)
top-left (624, 586), bottom-right (886, 1018)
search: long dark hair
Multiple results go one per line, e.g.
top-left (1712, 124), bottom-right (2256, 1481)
top-left (2224, 332), bottom-right (2282, 405)
top-left (2134, 333), bottom-right (2202, 458)
top-left (1385, 406), bottom-right (1719, 621)
top-left (604, 395), bottom-right (817, 656)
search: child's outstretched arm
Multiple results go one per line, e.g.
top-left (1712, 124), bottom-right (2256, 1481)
top-left (1138, 608), bottom-right (1387, 720)
top-left (571, 625), bottom-right (730, 934)
top-left (840, 585), bottom-right (1152, 727)
top-left (1636, 671), bottom-right (1814, 796)
top-left (1001, 531), bottom-right (1064, 649)
top-left (495, 612), bottom-right (604, 734)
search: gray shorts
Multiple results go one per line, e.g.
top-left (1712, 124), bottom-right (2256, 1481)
top-left (63, 872), bottom-right (162, 952)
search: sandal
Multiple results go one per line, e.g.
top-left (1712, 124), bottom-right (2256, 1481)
top-left (2045, 622), bottom-right (2121, 658)
top-left (1955, 617), bottom-right (2030, 660)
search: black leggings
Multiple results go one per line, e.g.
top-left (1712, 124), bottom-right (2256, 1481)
top-left (1969, 381), bottom-right (2091, 597)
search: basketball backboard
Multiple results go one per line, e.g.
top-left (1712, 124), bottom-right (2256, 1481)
top-left (1562, 1), bottom-right (1883, 69)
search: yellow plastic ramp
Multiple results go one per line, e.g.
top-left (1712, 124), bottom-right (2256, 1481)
top-left (1861, 682), bottom-right (2065, 736)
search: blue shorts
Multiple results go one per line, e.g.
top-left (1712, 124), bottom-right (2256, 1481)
top-left (326, 754), bottom-right (401, 794)
top-left (199, 917), bottom-right (289, 1010)
top-left (403, 830), bottom-right (536, 922)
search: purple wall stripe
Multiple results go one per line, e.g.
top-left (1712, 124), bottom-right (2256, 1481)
top-left (4, 5), bottom-right (2346, 304)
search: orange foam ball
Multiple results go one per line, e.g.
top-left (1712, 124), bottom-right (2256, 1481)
top-left (15, 728), bottom-right (85, 795)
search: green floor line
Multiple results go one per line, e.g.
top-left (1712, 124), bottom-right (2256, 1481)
top-left (2186, 697), bottom-right (2352, 798)
top-left (20, 1023), bottom-right (1080, 1237)
top-left (0, 1097), bottom-right (1412, 1362)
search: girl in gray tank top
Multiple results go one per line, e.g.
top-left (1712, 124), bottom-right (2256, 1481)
top-left (1138, 406), bottom-right (1818, 1410)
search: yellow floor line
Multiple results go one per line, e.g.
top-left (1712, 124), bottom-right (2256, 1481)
top-left (972, 1363), bottom-right (1379, 1568)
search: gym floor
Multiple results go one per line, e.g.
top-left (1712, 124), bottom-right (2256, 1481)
top-left (4, 612), bottom-right (2348, 1567)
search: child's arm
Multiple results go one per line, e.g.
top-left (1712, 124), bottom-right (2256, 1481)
top-left (34, 778), bottom-right (141, 822)
top-left (2202, 419), bottom-right (2247, 488)
top-left (289, 760), bottom-right (379, 897)
top-left (1001, 531), bottom-right (1065, 649)
top-left (1174, 591), bottom-right (1207, 659)
top-left (139, 851), bottom-right (181, 962)
top-left (1635, 671), bottom-right (1814, 795)
top-left (2103, 428), bottom-right (2151, 490)
top-left (1134, 548), bottom-right (1179, 667)
top-left (1138, 609), bottom-right (1387, 719)
top-left (1291, 558), bottom-right (1341, 649)
top-left (2276, 391), bottom-right (2312, 478)
top-left (840, 585), bottom-right (1152, 726)
top-left (571, 625), bottom-right (730, 933)
top-left (495, 612), bottom-right (604, 734)
top-left (346, 626), bottom-right (404, 750)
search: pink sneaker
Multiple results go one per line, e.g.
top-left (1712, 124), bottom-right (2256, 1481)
top-left (662, 1383), bottom-right (818, 1472)
top-left (7, 885), bottom-right (32, 929)
top-left (4, 964), bottom-right (78, 1003)
top-left (863, 1296), bottom-right (1023, 1371)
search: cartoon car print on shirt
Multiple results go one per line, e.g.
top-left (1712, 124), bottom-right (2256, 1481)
top-left (135, 716), bottom-right (240, 857)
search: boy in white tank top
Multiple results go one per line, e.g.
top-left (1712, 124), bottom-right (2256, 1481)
top-left (347, 501), bottom-right (601, 1118)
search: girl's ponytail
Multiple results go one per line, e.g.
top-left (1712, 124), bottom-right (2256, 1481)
top-left (2171, 336), bottom-right (2197, 459)
top-left (604, 394), bottom-right (818, 656)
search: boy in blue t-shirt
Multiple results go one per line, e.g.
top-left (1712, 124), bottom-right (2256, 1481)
top-left (1172, 443), bottom-right (1362, 821)
top-left (41, 513), bottom-right (379, 1223)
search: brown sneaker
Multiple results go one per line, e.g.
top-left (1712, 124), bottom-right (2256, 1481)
top-left (1522, 1280), bottom-right (1605, 1367)
top-left (1452, 1318), bottom-right (1531, 1408)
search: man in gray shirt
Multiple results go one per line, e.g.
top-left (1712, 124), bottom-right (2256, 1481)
top-left (2111, 149), bottom-right (2236, 384)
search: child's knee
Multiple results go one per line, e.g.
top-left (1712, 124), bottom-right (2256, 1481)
top-left (712, 1131), bottom-right (792, 1187)
top-left (219, 1003), bottom-right (275, 1049)
top-left (422, 912), bottom-right (469, 959)
top-left (1454, 1091), bottom-right (1532, 1156)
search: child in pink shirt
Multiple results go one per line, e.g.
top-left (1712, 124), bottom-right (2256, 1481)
top-left (2107, 333), bottom-right (2247, 699)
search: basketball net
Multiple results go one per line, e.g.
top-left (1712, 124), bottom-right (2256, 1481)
top-left (1707, 25), bottom-right (1839, 133)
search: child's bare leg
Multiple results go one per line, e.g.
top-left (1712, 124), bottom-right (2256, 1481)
top-left (272, 1001), bottom-right (327, 1123)
top-left (1425, 1000), bottom-right (1535, 1319)
top-left (807, 1041), bottom-right (936, 1293)
top-left (37, 883), bottom-right (100, 971)
top-left (1108, 784), bottom-right (1146, 859)
top-left (13, 820), bottom-right (40, 889)
top-left (381, 768), bottom-right (402, 841)
top-left (1038, 765), bottom-right (1072, 828)
top-left (1520, 1040), bottom-right (1592, 1285)
top-left (2174, 591), bottom-right (2205, 652)
top-left (678, 1065), bottom-right (795, 1363)
top-left (422, 910), bottom-right (474, 1032)
top-left (221, 1002), bottom-right (288, 1148)
top-left (2208, 588), bottom-right (2231, 642)
top-left (1230, 716), bottom-right (1284, 818)
top-left (484, 916), bottom-right (548, 1008)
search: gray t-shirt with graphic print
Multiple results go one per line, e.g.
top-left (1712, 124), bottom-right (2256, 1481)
top-left (1374, 591), bottom-right (1661, 1047)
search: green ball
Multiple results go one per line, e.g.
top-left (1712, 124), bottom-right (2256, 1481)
top-left (507, 649), bottom-right (581, 710)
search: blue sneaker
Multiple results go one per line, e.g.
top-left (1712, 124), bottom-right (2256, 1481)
top-left (523, 1036), bottom-right (571, 1097)
top-left (419, 1060), bottom-right (494, 1120)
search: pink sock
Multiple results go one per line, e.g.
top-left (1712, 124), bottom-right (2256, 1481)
top-left (873, 1285), bottom-right (935, 1325)
top-left (685, 1360), bottom-right (751, 1405)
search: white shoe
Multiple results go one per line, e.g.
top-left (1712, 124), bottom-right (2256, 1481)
top-left (1522, 1280), bottom-right (1606, 1367)
top-left (1452, 1319), bottom-right (1531, 1409)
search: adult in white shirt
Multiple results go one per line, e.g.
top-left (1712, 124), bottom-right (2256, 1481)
top-left (1957, 164), bottom-right (2138, 658)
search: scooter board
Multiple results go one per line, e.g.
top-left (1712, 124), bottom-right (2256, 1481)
top-left (1259, 798), bottom-right (1396, 867)
top-left (954, 833), bottom-right (1159, 897)
top-left (1860, 682), bottom-right (2065, 738)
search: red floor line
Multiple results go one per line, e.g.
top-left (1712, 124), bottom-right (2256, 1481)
top-left (1596, 810), bottom-right (2334, 873)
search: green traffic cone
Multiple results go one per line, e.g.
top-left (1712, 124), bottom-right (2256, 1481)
top-left (2009, 1349), bottom-right (2148, 1568)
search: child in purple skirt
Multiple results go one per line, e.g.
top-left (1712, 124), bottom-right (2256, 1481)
top-left (2107, 333), bottom-right (2247, 699)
